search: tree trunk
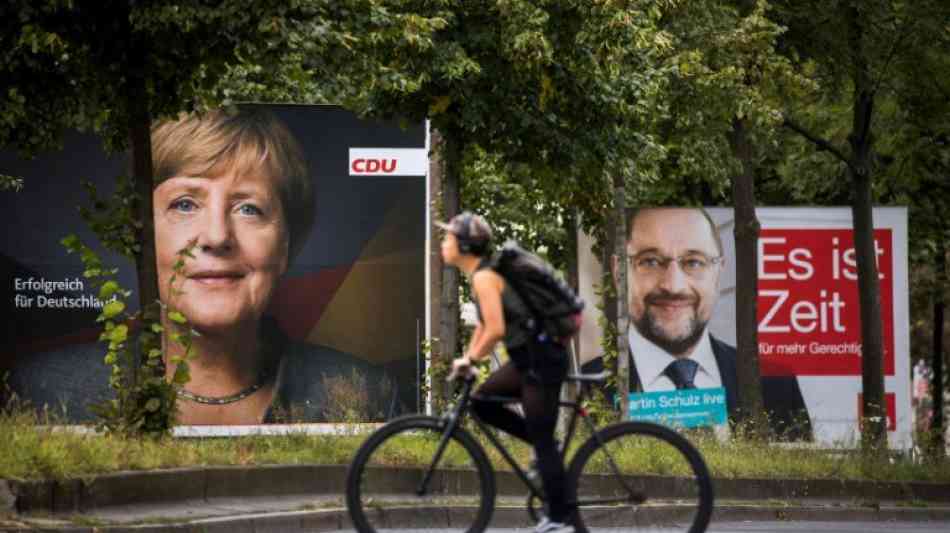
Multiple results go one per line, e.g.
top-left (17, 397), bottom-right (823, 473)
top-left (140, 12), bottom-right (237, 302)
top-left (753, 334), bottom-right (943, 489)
top-left (601, 216), bottom-right (618, 364)
top-left (565, 209), bottom-right (580, 292)
top-left (851, 144), bottom-right (887, 450)
top-left (437, 127), bottom-right (462, 403)
top-left (612, 173), bottom-right (629, 417)
top-left (932, 242), bottom-right (946, 455)
top-left (846, 2), bottom-right (887, 451)
top-left (727, 116), bottom-right (768, 439)
top-left (125, 28), bottom-right (161, 382)
top-left (427, 128), bottom-right (444, 413)
top-left (565, 208), bottom-right (581, 361)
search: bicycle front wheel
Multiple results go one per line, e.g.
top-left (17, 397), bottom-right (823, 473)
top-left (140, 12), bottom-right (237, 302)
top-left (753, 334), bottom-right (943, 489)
top-left (567, 421), bottom-right (713, 533)
top-left (346, 415), bottom-right (496, 533)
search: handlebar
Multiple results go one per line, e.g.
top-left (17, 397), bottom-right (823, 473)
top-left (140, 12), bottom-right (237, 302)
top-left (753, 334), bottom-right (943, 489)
top-left (445, 363), bottom-right (481, 383)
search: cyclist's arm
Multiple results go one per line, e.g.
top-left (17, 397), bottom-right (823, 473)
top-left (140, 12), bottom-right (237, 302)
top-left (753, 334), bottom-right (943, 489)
top-left (463, 269), bottom-right (506, 364)
top-left (464, 322), bottom-right (484, 360)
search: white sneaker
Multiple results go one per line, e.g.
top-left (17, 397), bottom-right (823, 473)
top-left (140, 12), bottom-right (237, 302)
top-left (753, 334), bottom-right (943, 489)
top-left (534, 516), bottom-right (575, 533)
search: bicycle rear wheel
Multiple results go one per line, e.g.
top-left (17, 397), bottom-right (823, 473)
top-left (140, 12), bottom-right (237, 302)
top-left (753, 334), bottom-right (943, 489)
top-left (567, 421), bottom-right (713, 533)
top-left (346, 415), bottom-right (496, 533)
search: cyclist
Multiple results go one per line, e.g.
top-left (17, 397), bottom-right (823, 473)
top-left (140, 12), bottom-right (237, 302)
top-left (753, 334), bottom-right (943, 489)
top-left (440, 212), bottom-right (574, 533)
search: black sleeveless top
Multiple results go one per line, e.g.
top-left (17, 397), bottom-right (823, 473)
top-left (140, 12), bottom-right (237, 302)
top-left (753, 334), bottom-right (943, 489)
top-left (472, 260), bottom-right (533, 349)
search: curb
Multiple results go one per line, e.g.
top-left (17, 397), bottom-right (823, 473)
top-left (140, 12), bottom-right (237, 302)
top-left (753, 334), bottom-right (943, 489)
top-left (4, 464), bottom-right (950, 513)
top-left (7, 465), bottom-right (950, 513)
top-left (5, 503), bottom-right (950, 532)
top-left (6, 465), bottom-right (350, 513)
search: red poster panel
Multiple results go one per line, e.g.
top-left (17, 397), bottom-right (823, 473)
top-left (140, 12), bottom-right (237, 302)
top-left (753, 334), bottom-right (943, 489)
top-left (757, 229), bottom-right (894, 377)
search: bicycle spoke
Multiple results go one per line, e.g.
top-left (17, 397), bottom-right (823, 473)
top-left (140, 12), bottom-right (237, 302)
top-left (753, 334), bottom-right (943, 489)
top-left (347, 416), bottom-right (495, 533)
top-left (569, 422), bottom-right (713, 533)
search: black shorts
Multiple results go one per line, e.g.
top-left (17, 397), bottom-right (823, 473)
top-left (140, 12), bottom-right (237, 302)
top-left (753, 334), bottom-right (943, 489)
top-left (508, 339), bottom-right (569, 385)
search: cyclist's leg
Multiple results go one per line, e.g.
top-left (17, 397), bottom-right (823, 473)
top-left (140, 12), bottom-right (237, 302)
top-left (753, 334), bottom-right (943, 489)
top-left (471, 361), bottom-right (532, 442)
top-left (522, 376), bottom-right (570, 523)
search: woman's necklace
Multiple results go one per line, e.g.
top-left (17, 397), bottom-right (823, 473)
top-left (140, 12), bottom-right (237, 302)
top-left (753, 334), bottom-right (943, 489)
top-left (177, 369), bottom-right (272, 405)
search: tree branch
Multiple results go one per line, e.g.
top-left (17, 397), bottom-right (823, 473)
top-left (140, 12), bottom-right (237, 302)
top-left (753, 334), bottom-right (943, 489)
top-left (872, 13), bottom-right (918, 95)
top-left (782, 115), bottom-right (853, 169)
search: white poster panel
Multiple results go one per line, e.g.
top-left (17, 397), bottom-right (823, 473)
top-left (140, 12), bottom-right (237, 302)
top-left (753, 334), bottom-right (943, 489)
top-left (707, 207), bottom-right (911, 449)
top-left (577, 207), bottom-right (911, 448)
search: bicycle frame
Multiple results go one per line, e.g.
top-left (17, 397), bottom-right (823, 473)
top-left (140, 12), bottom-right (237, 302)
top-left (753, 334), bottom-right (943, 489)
top-left (418, 375), bottom-right (643, 508)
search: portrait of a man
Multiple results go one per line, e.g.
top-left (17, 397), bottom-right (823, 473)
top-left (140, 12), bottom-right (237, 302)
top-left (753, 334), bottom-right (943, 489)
top-left (584, 207), bottom-right (813, 440)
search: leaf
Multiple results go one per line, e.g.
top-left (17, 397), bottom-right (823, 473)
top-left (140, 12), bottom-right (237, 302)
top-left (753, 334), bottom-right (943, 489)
top-left (109, 324), bottom-right (129, 343)
top-left (539, 73), bottom-right (553, 111)
top-left (428, 95), bottom-right (452, 115)
top-left (168, 310), bottom-right (187, 324)
top-left (173, 367), bottom-right (191, 385)
top-left (61, 234), bottom-right (80, 251)
top-left (101, 300), bottom-right (125, 320)
top-left (99, 280), bottom-right (120, 300)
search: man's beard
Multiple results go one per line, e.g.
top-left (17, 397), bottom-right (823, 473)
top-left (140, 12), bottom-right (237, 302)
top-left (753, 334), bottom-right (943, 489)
top-left (632, 292), bottom-right (708, 356)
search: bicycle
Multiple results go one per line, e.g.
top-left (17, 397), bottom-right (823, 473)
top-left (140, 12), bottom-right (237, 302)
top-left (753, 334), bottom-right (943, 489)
top-left (345, 368), bottom-right (714, 533)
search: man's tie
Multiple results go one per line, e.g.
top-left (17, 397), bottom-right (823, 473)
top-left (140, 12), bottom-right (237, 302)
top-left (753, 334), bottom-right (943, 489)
top-left (663, 359), bottom-right (699, 389)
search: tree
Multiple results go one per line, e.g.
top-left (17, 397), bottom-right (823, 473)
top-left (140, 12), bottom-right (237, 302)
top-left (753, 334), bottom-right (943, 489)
top-left (883, 21), bottom-right (950, 454)
top-left (771, 0), bottom-right (950, 449)
top-left (356, 1), bottom-right (672, 400)
top-left (647, 0), bottom-right (817, 438)
top-left (1, 0), bottom-right (446, 433)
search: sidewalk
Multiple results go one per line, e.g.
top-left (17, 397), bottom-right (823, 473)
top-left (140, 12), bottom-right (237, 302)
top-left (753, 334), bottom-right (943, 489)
top-left (3, 465), bottom-right (950, 531)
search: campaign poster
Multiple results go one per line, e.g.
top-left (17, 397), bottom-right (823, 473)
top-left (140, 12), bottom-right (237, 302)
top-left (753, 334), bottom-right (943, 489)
top-left (706, 207), bottom-right (911, 448)
top-left (1, 104), bottom-right (428, 427)
top-left (576, 207), bottom-right (911, 448)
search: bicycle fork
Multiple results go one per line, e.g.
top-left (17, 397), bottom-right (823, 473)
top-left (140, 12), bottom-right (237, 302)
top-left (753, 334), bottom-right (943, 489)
top-left (573, 416), bottom-right (647, 507)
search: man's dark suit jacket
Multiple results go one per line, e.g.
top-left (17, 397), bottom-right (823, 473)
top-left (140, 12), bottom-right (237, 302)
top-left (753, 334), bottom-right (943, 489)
top-left (581, 334), bottom-right (813, 441)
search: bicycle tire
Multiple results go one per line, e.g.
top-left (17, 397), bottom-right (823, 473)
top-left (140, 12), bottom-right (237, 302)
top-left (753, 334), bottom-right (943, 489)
top-left (346, 415), bottom-right (496, 533)
top-left (567, 421), bottom-right (713, 533)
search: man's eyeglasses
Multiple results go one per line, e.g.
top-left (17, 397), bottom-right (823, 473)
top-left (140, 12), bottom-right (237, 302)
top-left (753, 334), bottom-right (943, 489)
top-left (628, 253), bottom-right (723, 279)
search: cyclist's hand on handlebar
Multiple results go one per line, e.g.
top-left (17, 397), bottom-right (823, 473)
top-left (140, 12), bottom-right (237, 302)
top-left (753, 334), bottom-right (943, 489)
top-left (446, 355), bottom-right (480, 382)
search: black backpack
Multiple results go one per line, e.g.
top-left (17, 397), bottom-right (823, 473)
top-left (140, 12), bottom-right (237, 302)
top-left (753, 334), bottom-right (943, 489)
top-left (490, 240), bottom-right (585, 344)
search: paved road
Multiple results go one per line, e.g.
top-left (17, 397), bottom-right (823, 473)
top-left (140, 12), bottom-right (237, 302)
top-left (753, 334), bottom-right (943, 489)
top-left (328, 523), bottom-right (950, 533)
top-left (706, 523), bottom-right (950, 533)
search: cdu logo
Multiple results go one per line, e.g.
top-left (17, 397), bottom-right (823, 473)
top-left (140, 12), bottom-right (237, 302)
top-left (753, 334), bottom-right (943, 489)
top-left (348, 148), bottom-right (428, 177)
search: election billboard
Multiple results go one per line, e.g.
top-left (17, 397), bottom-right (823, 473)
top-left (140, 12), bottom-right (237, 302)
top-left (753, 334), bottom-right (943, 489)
top-left (577, 206), bottom-right (911, 448)
top-left (1, 104), bottom-right (428, 427)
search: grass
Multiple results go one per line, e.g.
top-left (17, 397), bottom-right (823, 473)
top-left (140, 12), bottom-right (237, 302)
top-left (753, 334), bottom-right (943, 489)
top-left (1, 407), bottom-right (948, 484)
top-left (691, 431), bottom-right (950, 483)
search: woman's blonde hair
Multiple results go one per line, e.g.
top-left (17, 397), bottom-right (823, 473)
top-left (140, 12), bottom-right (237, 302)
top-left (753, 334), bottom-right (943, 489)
top-left (151, 107), bottom-right (314, 260)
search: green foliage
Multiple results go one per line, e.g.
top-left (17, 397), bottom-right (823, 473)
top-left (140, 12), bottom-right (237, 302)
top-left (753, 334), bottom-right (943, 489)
top-left (647, 0), bottom-right (818, 206)
top-left (0, 173), bottom-right (24, 191)
top-left (359, 1), bottom-right (675, 233)
top-left (460, 146), bottom-right (570, 270)
top-left (419, 336), bottom-right (494, 418)
top-left (582, 275), bottom-right (623, 428)
top-left (61, 232), bottom-right (194, 438)
top-left (77, 177), bottom-right (140, 256)
top-left (318, 368), bottom-right (396, 424)
top-left (59, 177), bottom-right (198, 437)
top-left (2, 0), bottom-right (445, 153)
top-left (418, 338), bottom-right (447, 415)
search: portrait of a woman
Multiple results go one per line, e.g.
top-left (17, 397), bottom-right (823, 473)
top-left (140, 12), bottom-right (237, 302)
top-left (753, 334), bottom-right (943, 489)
top-left (5, 107), bottom-right (388, 425)
top-left (152, 107), bottom-right (387, 425)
